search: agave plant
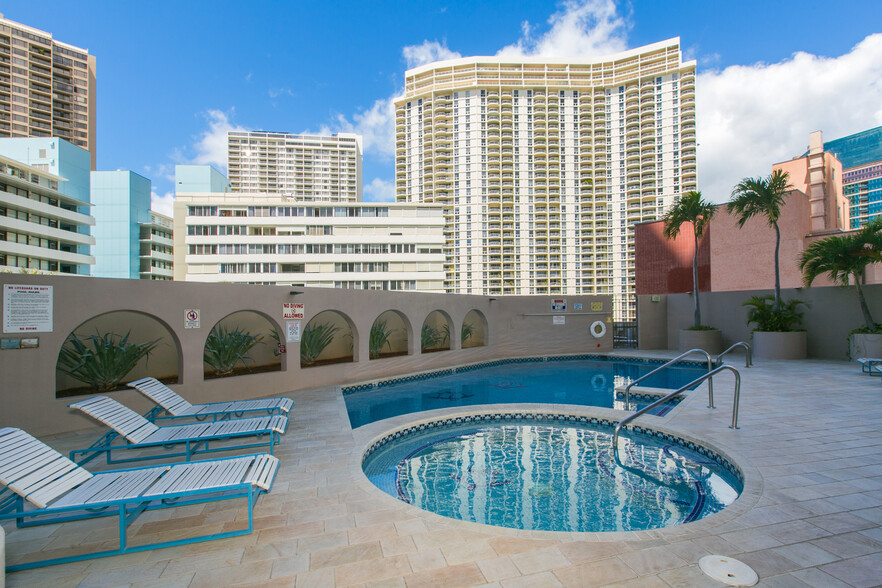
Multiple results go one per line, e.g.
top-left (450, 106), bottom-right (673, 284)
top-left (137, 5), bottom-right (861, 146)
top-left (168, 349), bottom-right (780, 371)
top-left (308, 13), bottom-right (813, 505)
top-left (203, 326), bottom-right (263, 376)
top-left (300, 322), bottom-right (339, 365)
top-left (421, 324), bottom-right (442, 351)
top-left (57, 331), bottom-right (160, 392)
top-left (461, 322), bottom-right (474, 344)
top-left (369, 320), bottom-right (394, 359)
top-left (743, 295), bottom-right (806, 332)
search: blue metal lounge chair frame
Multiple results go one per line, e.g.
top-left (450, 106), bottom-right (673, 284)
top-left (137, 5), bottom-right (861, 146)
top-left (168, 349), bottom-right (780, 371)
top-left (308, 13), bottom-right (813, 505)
top-left (68, 396), bottom-right (288, 465)
top-left (856, 358), bottom-right (882, 376)
top-left (0, 427), bottom-right (279, 572)
top-left (128, 377), bottom-right (294, 422)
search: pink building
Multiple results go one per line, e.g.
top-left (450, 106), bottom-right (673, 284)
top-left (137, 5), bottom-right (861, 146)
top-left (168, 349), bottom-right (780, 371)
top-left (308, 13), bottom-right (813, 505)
top-left (636, 132), bottom-right (880, 295)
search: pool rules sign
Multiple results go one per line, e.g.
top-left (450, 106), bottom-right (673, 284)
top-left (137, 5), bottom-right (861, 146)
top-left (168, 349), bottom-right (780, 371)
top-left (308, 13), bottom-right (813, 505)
top-left (3, 284), bottom-right (53, 333)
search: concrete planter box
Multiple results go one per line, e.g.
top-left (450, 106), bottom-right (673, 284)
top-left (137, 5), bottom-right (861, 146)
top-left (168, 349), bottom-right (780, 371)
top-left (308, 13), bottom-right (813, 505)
top-left (678, 329), bottom-right (722, 355)
top-left (850, 333), bottom-right (882, 360)
top-left (753, 331), bottom-right (807, 360)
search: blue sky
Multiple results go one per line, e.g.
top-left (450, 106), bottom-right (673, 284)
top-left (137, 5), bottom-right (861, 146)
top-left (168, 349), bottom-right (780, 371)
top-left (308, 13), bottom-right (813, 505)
top-left (3, 1), bottom-right (881, 212)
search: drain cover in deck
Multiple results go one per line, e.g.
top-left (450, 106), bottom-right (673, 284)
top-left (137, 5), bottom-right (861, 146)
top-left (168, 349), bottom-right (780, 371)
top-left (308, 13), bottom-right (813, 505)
top-left (698, 555), bottom-right (758, 586)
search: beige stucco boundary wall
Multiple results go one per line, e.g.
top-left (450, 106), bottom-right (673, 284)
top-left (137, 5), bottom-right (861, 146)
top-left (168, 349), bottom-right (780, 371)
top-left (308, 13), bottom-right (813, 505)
top-left (638, 284), bottom-right (882, 360)
top-left (0, 274), bottom-right (613, 436)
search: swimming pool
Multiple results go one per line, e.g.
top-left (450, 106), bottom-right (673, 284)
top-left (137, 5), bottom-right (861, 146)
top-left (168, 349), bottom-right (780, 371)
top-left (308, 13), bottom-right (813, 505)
top-left (362, 414), bottom-right (743, 533)
top-left (344, 356), bottom-right (708, 428)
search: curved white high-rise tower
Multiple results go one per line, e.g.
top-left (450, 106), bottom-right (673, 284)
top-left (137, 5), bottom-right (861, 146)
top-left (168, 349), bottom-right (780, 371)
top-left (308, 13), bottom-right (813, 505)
top-left (394, 39), bottom-right (696, 320)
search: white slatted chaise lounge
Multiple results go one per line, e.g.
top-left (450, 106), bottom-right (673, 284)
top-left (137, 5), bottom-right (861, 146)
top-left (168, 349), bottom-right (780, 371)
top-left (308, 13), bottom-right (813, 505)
top-left (68, 396), bottom-right (288, 465)
top-left (856, 357), bottom-right (882, 375)
top-left (128, 377), bottom-right (294, 422)
top-left (0, 427), bottom-right (279, 572)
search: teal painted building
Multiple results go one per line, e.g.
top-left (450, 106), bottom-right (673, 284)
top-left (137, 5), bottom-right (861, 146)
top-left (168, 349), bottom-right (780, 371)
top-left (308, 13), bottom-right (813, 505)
top-left (0, 137), bottom-right (93, 274)
top-left (90, 170), bottom-right (152, 279)
top-left (823, 126), bottom-right (882, 228)
top-left (175, 165), bottom-right (231, 193)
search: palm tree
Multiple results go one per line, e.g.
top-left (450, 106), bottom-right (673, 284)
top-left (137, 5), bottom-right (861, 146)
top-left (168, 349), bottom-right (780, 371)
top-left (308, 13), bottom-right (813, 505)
top-left (799, 219), bottom-right (882, 331)
top-left (728, 169), bottom-right (793, 310)
top-left (662, 191), bottom-right (717, 328)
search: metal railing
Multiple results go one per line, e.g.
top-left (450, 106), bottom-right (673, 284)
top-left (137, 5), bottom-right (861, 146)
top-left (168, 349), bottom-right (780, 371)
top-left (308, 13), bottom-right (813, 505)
top-left (622, 349), bottom-right (715, 410)
top-left (716, 341), bottom-right (752, 368)
top-left (612, 364), bottom-right (742, 455)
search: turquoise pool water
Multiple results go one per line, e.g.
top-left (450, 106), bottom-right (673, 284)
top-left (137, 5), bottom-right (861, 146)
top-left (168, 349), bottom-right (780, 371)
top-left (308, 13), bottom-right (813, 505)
top-left (344, 357), bottom-right (707, 428)
top-left (363, 416), bottom-right (742, 532)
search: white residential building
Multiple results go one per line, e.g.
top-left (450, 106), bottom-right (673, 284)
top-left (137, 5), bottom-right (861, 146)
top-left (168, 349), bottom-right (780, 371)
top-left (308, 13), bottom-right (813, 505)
top-left (0, 152), bottom-right (94, 273)
top-left (140, 210), bottom-right (173, 280)
top-left (173, 192), bottom-right (445, 291)
top-left (394, 38), bottom-right (697, 319)
top-left (227, 131), bottom-right (362, 200)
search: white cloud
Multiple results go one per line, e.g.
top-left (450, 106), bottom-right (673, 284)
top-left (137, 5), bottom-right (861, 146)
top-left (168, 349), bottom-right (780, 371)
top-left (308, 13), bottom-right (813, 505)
top-left (363, 177), bottom-right (397, 202)
top-left (402, 40), bottom-right (462, 69)
top-left (191, 109), bottom-right (248, 172)
top-left (150, 190), bottom-right (174, 217)
top-left (697, 33), bottom-right (882, 202)
top-left (332, 97), bottom-right (398, 159)
top-left (496, 0), bottom-right (629, 59)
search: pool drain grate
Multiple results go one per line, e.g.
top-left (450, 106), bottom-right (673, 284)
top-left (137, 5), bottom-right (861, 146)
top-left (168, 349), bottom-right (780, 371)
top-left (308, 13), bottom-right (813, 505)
top-left (698, 555), bottom-right (758, 586)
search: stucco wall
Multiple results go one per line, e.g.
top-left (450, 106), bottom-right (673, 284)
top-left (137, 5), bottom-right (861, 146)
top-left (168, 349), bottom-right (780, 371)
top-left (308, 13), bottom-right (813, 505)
top-left (657, 284), bottom-right (882, 359)
top-left (0, 274), bottom-right (613, 436)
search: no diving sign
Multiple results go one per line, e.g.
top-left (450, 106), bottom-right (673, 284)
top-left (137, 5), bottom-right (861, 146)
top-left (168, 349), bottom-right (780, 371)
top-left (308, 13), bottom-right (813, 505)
top-left (184, 309), bottom-right (200, 329)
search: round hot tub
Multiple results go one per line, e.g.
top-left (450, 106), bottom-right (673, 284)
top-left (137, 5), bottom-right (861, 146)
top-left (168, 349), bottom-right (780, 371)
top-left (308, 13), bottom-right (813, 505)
top-left (362, 413), bottom-right (743, 533)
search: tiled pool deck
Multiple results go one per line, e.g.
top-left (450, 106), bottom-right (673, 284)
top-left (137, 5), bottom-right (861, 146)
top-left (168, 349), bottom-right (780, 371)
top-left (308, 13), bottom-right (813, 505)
top-left (4, 353), bottom-right (882, 587)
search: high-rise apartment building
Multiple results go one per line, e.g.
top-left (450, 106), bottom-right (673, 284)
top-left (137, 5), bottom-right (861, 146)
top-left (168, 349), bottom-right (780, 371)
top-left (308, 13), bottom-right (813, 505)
top-left (227, 131), bottom-right (362, 200)
top-left (394, 39), bottom-right (696, 319)
top-left (820, 126), bottom-right (882, 229)
top-left (0, 14), bottom-right (96, 169)
top-left (139, 210), bottom-right (173, 280)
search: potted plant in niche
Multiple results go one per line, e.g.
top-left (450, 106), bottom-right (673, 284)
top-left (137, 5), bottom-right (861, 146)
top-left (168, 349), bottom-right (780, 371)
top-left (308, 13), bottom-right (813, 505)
top-left (798, 218), bottom-right (882, 359)
top-left (729, 169), bottom-right (806, 358)
top-left (662, 190), bottom-right (722, 353)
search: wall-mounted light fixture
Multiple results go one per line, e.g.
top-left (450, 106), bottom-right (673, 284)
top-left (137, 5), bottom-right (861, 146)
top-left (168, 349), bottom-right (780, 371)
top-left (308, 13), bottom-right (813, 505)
top-left (290, 291), bottom-right (304, 296)
top-left (489, 298), bottom-right (497, 302)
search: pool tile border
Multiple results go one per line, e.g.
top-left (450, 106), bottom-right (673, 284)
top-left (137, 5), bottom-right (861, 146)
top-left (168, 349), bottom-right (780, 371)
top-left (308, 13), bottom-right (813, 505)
top-left (341, 354), bottom-right (712, 395)
top-left (362, 412), bottom-right (744, 487)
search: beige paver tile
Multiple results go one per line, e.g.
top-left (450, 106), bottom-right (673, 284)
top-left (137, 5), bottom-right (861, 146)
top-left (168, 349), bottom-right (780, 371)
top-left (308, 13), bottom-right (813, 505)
top-left (720, 528), bottom-right (784, 551)
top-left (294, 567), bottom-right (336, 588)
top-left (811, 531), bottom-right (882, 558)
top-left (394, 518), bottom-right (429, 537)
top-left (488, 536), bottom-right (560, 556)
top-left (130, 574), bottom-right (195, 588)
top-left (509, 545), bottom-right (571, 575)
top-left (819, 554), bottom-right (882, 588)
top-left (552, 558), bottom-right (637, 587)
top-left (188, 560), bottom-right (274, 588)
top-left (349, 522), bottom-right (399, 544)
top-left (789, 567), bottom-right (854, 587)
top-left (407, 548), bottom-right (447, 572)
top-left (772, 542), bottom-right (840, 567)
top-left (616, 545), bottom-right (688, 575)
top-left (441, 539), bottom-right (499, 565)
top-left (401, 561), bottom-right (485, 587)
top-left (160, 548), bottom-right (244, 577)
top-left (297, 531), bottom-right (349, 554)
top-left (257, 521), bottom-right (325, 545)
top-left (477, 556), bottom-right (522, 582)
top-left (381, 535), bottom-right (418, 557)
top-left (242, 539), bottom-right (299, 562)
top-left (76, 562), bottom-right (168, 587)
top-left (556, 540), bottom-right (630, 564)
top-left (310, 541), bottom-right (384, 570)
top-left (334, 553), bottom-right (411, 586)
top-left (501, 571), bottom-right (563, 587)
top-left (271, 553), bottom-right (310, 578)
top-left (366, 577), bottom-right (407, 588)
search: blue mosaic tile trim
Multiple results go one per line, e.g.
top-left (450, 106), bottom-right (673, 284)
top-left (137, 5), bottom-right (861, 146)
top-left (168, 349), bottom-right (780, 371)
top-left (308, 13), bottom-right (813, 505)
top-left (364, 413), bottom-right (744, 486)
top-left (342, 355), bottom-right (713, 395)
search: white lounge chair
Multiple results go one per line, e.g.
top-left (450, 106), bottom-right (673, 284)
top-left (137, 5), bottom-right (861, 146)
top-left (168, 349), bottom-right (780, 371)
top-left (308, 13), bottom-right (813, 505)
top-left (128, 377), bottom-right (294, 422)
top-left (856, 357), bottom-right (882, 376)
top-left (0, 427), bottom-right (279, 572)
top-left (68, 396), bottom-right (288, 465)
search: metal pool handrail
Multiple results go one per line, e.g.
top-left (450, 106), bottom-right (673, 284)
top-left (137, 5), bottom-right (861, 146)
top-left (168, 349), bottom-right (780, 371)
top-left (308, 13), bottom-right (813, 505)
top-left (716, 341), bottom-right (752, 368)
top-left (622, 349), bottom-right (715, 410)
top-left (612, 364), bottom-right (742, 457)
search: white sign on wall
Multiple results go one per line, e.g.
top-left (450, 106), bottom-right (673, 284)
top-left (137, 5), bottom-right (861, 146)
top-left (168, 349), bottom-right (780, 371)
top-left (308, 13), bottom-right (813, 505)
top-left (553, 315), bottom-right (566, 325)
top-left (286, 320), bottom-right (301, 342)
top-left (184, 309), bottom-right (200, 329)
top-left (283, 303), bottom-right (304, 320)
top-left (3, 284), bottom-right (53, 333)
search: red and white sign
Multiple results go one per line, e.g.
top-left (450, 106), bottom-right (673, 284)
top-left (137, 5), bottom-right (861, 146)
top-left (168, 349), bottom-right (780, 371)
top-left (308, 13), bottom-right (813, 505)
top-left (283, 303), bottom-right (304, 320)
